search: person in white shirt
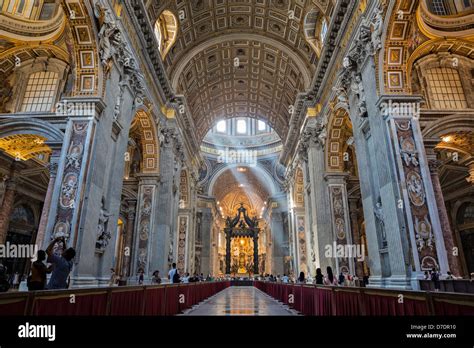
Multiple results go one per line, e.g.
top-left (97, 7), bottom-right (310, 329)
top-left (168, 263), bottom-right (177, 283)
top-left (282, 274), bottom-right (289, 283)
top-left (182, 272), bottom-right (190, 283)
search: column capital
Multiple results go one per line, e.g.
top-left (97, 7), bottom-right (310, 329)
top-left (135, 173), bottom-right (160, 184)
top-left (428, 159), bottom-right (443, 174)
top-left (324, 172), bottom-right (350, 183)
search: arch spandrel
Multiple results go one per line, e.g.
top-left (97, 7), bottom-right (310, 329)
top-left (380, 0), bottom-right (474, 96)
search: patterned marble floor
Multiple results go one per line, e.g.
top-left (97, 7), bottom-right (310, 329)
top-left (182, 286), bottom-right (298, 316)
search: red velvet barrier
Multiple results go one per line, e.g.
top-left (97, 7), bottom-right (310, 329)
top-left (144, 287), bottom-right (166, 316)
top-left (110, 289), bottom-right (144, 316)
top-left (164, 286), bottom-right (179, 316)
top-left (0, 281), bottom-right (231, 316)
top-left (293, 285), bottom-right (303, 312)
top-left (334, 290), bottom-right (362, 316)
top-left (301, 286), bottom-right (315, 315)
top-left (364, 294), bottom-right (429, 316)
top-left (314, 287), bottom-right (333, 316)
top-left (177, 284), bottom-right (191, 312)
top-left (433, 300), bottom-right (474, 315)
top-left (33, 293), bottom-right (108, 316)
top-left (0, 298), bottom-right (28, 316)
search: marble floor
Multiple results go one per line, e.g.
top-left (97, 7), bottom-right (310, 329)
top-left (182, 286), bottom-right (298, 316)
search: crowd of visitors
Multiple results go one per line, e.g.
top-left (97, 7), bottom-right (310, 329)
top-left (258, 267), bottom-right (362, 287)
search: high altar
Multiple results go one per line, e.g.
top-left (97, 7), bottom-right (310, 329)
top-left (224, 204), bottom-right (260, 275)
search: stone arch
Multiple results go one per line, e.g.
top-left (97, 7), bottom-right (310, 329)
top-left (0, 118), bottom-right (64, 142)
top-left (380, 0), bottom-right (474, 95)
top-left (129, 110), bottom-right (160, 174)
top-left (207, 163), bottom-right (278, 199)
top-left (303, 7), bottom-right (327, 57)
top-left (170, 33), bottom-right (312, 92)
top-left (154, 9), bottom-right (178, 59)
top-left (422, 114), bottom-right (474, 139)
top-left (408, 48), bottom-right (474, 109)
top-left (325, 107), bottom-right (356, 174)
top-left (0, 118), bottom-right (63, 161)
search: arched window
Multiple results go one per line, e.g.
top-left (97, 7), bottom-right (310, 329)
top-left (427, 0), bottom-right (474, 15)
top-left (236, 119), bottom-right (247, 134)
top-left (154, 10), bottom-right (178, 59)
top-left (216, 120), bottom-right (226, 133)
top-left (320, 19), bottom-right (328, 43)
top-left (21, 71), bottom-right (59, 112)
top-left (257, 120), bottom-right (266, 132)
top-left (425, 67), bottom-right (467, 109)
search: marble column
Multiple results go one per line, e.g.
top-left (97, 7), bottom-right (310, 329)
top-left (121, 200), bottom-right (137, 279)
top-left (269, 194), bottom-right (288, 275)
top-left (0, 177), bottom-right (17, 245)
top-left (425, 139), bottom-right (463, 277)
top-left (135, 175), bottom-right (159, 279)
top-left (36, 153), bottom-right (60, 249)
top-left (200, 210), bottom-right (212, 276)
top-left (155, 126), bottom-right (181, 275)
top-left (326, 173), bottom-right (355, 275)
top-left (301, 130), bottom-right (334, 274)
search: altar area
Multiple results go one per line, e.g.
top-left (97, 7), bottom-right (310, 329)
top-left (224, 203), bottom-right (260, 275)
top-left (230, 237), bottom-right (255, 275)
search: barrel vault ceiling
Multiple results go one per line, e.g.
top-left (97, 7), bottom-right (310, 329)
top-left (147, 0), bottom-right (333, 140)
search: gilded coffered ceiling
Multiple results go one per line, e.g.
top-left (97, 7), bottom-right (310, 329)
top-left (147, 0), bottom-right (333, 139)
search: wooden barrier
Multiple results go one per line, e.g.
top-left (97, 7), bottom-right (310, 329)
top-left (0, 281), bottom-right (231, 316)
top-left (254, 281), bottom-right (474, 316)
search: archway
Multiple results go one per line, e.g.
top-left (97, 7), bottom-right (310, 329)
top-left (116, 109), bottom-right (160, 283)
top-left (325, 107), bottom-right (368, 279)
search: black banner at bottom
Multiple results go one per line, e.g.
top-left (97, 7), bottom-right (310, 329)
top-left (0, 316), bottom-right (472, 346)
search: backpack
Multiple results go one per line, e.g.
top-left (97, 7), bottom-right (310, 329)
top-left (172, 270), bottom-right (180, 283)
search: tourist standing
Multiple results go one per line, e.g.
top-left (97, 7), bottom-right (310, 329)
top-left (431, 268), bottom-right (440, 291)
top-left (169, 263), bottom-right (181, 283)
top-left (338, 272), bottom-right (345, 286)
top-left (28, 250), bottom-right (50, 291)
top-left (12, 272), bottom-right (20, 289)
top-left (152, 270), bottom-right (161, 284)
top-left (46, 237), bottom-right (76, 290)
top-left (315, 268), bottom-right (324, 285)
top-left (297, 272), bottom-right (305, 284)
top-left (324, 266), bottom-right (338, 286)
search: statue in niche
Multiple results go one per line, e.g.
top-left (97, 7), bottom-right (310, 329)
top-left (371, 6), bottom-right (384, 53)
top-left (350, 74), bottom-right (368, 118)
top-left (93, 0), bottom-right (118, 69)
top-left (332, 86), bottom-right (348, 106)
top-left (96, 197), bottom-right (112, 250)
top-left (374, 198), bottom-right (387, 246)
